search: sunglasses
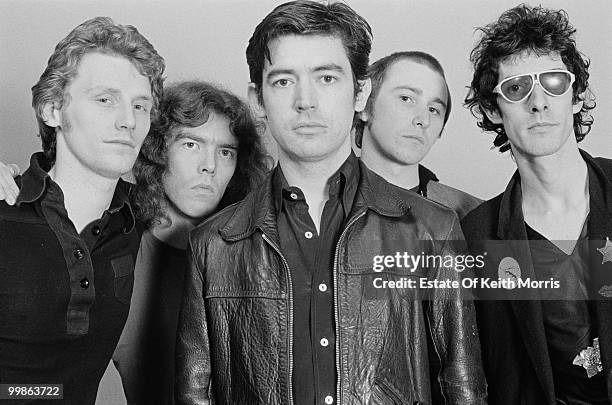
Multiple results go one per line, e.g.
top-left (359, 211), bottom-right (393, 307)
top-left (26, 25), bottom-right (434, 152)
top-left (493, 70), bottom-right (575, 103)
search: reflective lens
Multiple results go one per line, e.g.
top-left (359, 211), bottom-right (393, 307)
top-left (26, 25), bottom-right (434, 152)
top-left (494, 70), bottom-right (575, 103)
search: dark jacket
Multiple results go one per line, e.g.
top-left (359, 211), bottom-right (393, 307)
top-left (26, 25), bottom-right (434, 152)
top-left (461, 150), bottom-right (612, 404)
top-left (175, 162), bottom-right (486, 405)
top-left (419, 165), bottom-right (482, 220)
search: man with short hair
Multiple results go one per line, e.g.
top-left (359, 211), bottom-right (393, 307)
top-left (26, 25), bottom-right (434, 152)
top-left (0, 17), bottom-right (164, 404)
top-left (462, 5), bottom-right (611, 404)
top-left (176, 1), bottom-right (486, 404)
top-left (355, 51), bottom-right (481, 219)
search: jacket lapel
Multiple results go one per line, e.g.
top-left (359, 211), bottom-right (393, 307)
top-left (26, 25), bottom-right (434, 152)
top-left (581, 151), bottom-right (612, 397)
top-left (496, 171), bottom-right (556, 403)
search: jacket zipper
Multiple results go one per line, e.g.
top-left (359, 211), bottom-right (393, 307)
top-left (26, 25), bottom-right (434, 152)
top-left (333, 211), bottom-right (366, 404)
top-left (262, 233), bottom-right (294, 405)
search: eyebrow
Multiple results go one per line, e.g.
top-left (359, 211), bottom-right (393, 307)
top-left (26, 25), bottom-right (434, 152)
top-left (265, 63), bottom-right (347, 79)
top-left (173, 132), bottom-right (239, 149)
top-left (393, 85), bottom-right (448, 109)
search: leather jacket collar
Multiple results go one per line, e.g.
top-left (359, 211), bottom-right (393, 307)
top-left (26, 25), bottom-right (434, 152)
top-left (219, 159), bottom-right (410, 243)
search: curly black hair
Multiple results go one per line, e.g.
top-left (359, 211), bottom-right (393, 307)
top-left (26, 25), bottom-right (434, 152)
top-left (464, 4), bottom-right (595, 152)
top-left (133, 80), bottom-right (270, 227)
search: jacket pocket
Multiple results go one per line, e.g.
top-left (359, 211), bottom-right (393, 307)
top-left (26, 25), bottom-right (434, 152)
top-left (111, 254), bottom-right (135, 304)
top-left (369, 377), bottom-right (409, 405)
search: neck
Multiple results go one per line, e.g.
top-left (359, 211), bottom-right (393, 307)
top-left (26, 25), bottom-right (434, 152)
top-left (49, 159), bottom-right (118, 234)
top-left (151, 203), bottom-right (200, 250)
top-left (360, 144), bottom-right (419, 190)
top-left (515, 139), bottom-right (588, 213)
top-left (277, 141), bottom-right (351, 232)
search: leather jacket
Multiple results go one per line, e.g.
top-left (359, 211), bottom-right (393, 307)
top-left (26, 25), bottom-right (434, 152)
top-left (175, 162), bottom-right (487, 405)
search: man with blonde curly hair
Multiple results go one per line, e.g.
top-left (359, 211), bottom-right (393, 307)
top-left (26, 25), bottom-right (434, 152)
top-left (0, 17), bottom-right (164, 404)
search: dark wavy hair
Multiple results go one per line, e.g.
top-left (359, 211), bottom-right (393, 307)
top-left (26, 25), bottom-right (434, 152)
top-left (246, 0), bottom-right (372, 103)
top-left (464, 4), bottom-right (595, 152)
top-left (133, 81), bottom-right (270, 227)
top-left (31, 17), bottom-right (165, 165)
top-left (354, 51), bottom-right (451, 148)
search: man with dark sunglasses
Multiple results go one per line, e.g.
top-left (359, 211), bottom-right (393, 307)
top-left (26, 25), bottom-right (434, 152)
top-left (463, 4), bottom-right (612, 404)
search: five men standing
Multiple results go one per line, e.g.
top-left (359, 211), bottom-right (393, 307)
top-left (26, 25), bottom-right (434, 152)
top-left (0, 1), bottom-right (610, 404)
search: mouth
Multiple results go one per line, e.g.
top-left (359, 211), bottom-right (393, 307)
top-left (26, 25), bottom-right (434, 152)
top-left (528, 122), bottom-right (558, 130)
top-left (293, 122), bottom-right (327, 134)
top-left (105, 139), bottom-right (136, 148)
top-left (401, 135), bottom-right (425, 144)
top-left (191, 184), bottom-right (215, 194)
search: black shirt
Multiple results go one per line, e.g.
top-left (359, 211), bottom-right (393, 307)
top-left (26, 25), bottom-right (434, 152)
top-left (0, 153), bottom-right (141, 405)
top-left (527, 220), bottom-right (608, 404)
top-left (273, 153), bottom-right (359, 405)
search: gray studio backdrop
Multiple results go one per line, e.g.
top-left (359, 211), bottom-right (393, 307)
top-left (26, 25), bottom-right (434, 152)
top-left (0, 0), bottom-right (611, 403)
top-left (1, 0), bottom-right (610, 200)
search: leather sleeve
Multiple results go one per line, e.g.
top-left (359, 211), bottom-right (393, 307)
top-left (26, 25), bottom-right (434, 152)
top-left (175, 234), bottom-right (214, 405)
top-left (428, 216), bottom-right (488, 404)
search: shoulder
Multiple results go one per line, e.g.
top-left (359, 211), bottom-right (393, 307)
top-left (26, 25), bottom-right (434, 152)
top-left (592, 156), bottom-right (612, 173)
top-left (460, 193), bottom-right (503, 240)
top-left (427, 181), bottom-right (483, 219)
top-left (0, 200), bottom-right (42, 224)
top-left (190, 201), bottom-right (241, 244)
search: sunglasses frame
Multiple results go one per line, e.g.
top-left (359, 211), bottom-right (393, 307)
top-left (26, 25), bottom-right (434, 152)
top-left (493, 69), bottom-right (576, 103)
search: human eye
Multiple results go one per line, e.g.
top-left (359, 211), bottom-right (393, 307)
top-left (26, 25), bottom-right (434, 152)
top-left (272, 78), bottom-right (293, 88)
top-left (96, 95), bottom-right (115, 105)
top-left (133, 103), bottom-right (149, 113)
top-left (399, 95), bottom-right (415, 103)
top-left (320, 75), bottom-right (338, 85)
top-left (218, 148), bottom-right (237, 160)
top-left (428, 106), bottom-right (441, 115)
top-left (182, 141), bottom-right (199, 150)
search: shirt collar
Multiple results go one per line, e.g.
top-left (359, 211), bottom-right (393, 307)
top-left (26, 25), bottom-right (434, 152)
top-left (15, 152), bottom-right (52, 205)
top-left (16, 152), bottom-right (136, 233)
top-left (273, 151), bottom-right (360, 215)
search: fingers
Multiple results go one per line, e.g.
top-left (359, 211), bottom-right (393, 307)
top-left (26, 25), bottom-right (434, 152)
top-left (0, 162), bottom-right (20, 206)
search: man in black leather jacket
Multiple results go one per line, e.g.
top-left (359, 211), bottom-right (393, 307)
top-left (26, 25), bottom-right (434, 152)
top-left (175, 1), bottom-right (487, 404)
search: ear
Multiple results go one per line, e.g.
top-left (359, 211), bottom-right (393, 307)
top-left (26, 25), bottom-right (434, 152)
top-left (354, 78), bottom-right (371, 113)
top-left (42, 102), bottom-right (62, 128)
top-left (247, 83), bottom-right (266, 120)
top-left (484, 106), bottom-right (503, 125)
top-left (572, 93), bottom-right (584, 114)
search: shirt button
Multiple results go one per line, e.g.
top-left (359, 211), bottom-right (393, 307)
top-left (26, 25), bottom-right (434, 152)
top-left (290, 192), bottom-right (298, 200)
top-left (73, 249), bottom-right (84, 260)
top-left (304, 231), bottom-right (313, 239)
top-left (320, 337), bottom-right (329, 347)
top-left (318, 283), bottom-right (327, 292)
top-left (80, 278), bottom-right (89, 289)
top-left (92, 226), bottom-right (101, 236)
top-left (324, 395), bottom-right (334, 404)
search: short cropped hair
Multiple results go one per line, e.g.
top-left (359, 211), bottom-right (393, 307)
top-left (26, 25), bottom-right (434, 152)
top-left (133, 81), bottom-right (270, 227)
top-left (464, 4), bottom-right (595, 152)
top-left (31, 17), bottom-right (165, 164)
top-left (354, 51), bottom-right (452, 148)
top-left (246, 0), bottom-right (372, 103)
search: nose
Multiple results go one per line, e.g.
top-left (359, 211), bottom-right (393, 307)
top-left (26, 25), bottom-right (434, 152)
top-left (198, 147), bottom-right (216, 174)
top-left (412, 105), bottom-right (431, 128)
top-left (294, 80), bottom-right (317, 112)
top-left (116, 102), bottom-right (136, 130)
top-left (528, 83), bottom-right (549, 113)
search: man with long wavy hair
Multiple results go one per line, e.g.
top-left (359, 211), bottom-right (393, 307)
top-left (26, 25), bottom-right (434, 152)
top-left (110, 80), bottom-right (268, 404)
